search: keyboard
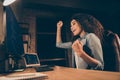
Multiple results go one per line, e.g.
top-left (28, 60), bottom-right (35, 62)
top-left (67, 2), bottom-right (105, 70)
top-left (0, 73), bottom-right (47, 80)
top-left (34, 65), bottom-right (53, 72)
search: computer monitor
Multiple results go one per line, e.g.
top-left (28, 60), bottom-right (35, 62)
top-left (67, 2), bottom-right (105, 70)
top-left (5, 6), bottom-right (24, 58)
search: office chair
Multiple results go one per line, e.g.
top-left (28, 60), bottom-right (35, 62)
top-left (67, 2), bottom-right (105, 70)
top-left (102, 30), bottom-right (120, 72)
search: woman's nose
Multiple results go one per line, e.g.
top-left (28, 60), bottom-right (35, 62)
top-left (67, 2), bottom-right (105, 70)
top-left (71, 26), bottom-right (74, 31)
top-left (70, 26), bottom-right (72, 31)
top-left (71, 26), bottom-right (73, 29)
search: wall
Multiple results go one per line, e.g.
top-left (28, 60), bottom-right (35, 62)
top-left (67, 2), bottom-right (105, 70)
top-left (0, 2), bottom-right (4, 44)
top-left (0, 2), bottom-right (5, 73)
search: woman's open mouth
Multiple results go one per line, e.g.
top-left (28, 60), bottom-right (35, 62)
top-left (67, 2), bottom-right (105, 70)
top-left (72, 29), bottom-right (76, 33)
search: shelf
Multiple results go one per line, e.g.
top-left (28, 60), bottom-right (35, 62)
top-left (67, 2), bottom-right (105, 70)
top-left (18, 22), bottom-right (29, 25)
top-left (18, 22), bottom-right (29, 29)
top-left (19, 22), bottom-right (29, 34)
top-left (19, 22), bottom-right (30, 53)
top-left (37, 32), bottom-right (56, 35)
top-left (40, 58), bottom-right (66, 62)
top-left (22, 34), bottom-right (30, 41)
top-left (23, 41), bottom-right (28, 43)
top-left (21, 27), bottom-right (29, 34)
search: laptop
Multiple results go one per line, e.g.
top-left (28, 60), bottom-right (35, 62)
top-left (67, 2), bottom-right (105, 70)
top-left (24, 53), bottom-right (53, 72)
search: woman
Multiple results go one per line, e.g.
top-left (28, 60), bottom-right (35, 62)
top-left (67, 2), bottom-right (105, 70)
top-left (56, 13), bottom-right (104, 70)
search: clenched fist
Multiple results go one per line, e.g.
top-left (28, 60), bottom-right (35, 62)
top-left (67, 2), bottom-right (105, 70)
top-left (57, 21), bottom-right (63, 28)
top-left (72, 40), bottom-right (84, 56)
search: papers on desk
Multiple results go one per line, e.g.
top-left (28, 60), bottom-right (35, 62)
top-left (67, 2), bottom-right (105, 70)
top-left (0, 73), bottom-right (47, 80)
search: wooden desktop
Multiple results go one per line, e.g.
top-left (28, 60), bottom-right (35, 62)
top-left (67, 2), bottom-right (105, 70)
top-left (0, 66), bottom-right (120, 80)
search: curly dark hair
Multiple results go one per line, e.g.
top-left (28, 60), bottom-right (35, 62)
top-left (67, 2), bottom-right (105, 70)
top-left (71, 13), bottom-right (104, 42)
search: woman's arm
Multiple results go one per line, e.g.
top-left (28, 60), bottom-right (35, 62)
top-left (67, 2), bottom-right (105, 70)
top-left (56, 42), bottom-right (72, 49)
top-left (56, 21), bottom-right (63, 44)
top-left (72, 33), bottom-right (104, 70)
top-left (56, 21), bottom-right (72, 49)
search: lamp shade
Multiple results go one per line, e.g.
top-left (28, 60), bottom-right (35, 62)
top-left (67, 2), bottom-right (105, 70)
top-left (3, 0), bottom-right (16, 6)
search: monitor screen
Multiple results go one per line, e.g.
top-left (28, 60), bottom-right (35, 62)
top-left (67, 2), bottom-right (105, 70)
top-left (24, 53), bottom-right (40, 67)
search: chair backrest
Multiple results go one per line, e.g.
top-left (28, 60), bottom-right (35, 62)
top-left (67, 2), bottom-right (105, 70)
top-left (102, 30), bottom-right (120, 72)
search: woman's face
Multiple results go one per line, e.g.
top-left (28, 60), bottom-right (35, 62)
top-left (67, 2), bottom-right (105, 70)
top-left (70, 19), bottom-right (82, 36)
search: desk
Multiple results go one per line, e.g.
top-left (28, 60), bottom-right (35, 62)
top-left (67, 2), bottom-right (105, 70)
top-left (0, 66), bottom-right (120, 80)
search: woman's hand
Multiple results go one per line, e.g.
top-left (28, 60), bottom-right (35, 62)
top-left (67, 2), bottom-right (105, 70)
top-left (72, 40), bottom-right (84, 56)
top-left (57, 21), bottom-right (63, 29)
